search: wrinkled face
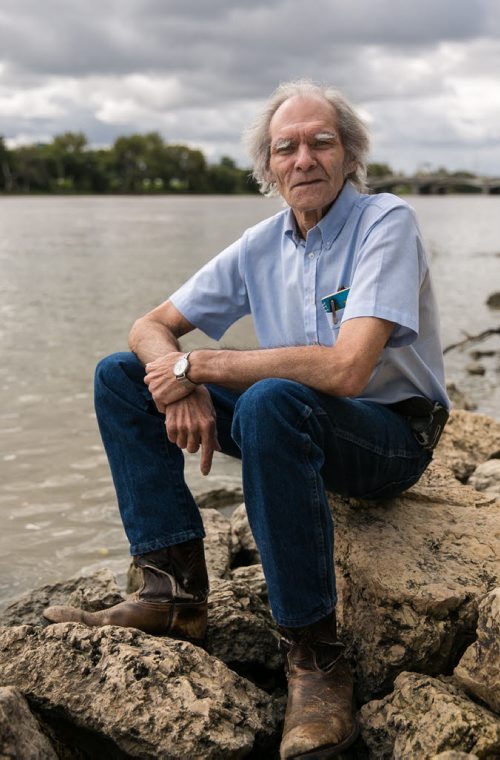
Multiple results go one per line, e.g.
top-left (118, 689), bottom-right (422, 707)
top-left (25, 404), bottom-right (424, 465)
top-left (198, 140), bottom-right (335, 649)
top-left (267, 96), bottom-right (350, 230)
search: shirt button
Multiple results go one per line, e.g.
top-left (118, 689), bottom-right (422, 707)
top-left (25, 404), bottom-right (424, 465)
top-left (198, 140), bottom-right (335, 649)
top-left (308, 252), bottom-right (315, 259)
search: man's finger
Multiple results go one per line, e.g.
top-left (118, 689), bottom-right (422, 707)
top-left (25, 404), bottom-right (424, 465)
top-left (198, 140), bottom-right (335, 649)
top-left (200, 427), bottom-right (220, 476)
top-left (186, 431), bottom-right (201, 454)
top-left (200, 441), bottom-right (215, 476)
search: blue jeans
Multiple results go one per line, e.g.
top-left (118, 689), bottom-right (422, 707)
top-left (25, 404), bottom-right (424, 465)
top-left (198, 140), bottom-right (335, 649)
top-left (94, 352), bottom-right (432, 628)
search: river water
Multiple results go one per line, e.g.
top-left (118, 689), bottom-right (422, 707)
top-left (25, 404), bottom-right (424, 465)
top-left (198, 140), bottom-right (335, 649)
top-left (0, 194), bottom-right (499, 607)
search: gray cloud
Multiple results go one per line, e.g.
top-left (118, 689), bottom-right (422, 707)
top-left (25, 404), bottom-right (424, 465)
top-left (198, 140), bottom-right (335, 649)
top-left (1, 0), bottom-right (499, 174)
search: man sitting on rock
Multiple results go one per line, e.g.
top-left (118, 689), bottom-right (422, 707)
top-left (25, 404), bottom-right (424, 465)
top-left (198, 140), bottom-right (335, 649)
top-left (44, 80), bottom-right (449, 759)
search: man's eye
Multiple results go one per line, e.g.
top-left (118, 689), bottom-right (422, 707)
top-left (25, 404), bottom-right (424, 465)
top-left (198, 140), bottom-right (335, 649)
top-left (273, 143), bottom-right (295, 154)
top-left (313, 139), bottom-right (334, 149)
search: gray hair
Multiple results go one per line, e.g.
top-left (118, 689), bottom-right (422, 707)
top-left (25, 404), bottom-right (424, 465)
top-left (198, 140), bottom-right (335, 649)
top-left (244, 79), bottom-right (370, 195)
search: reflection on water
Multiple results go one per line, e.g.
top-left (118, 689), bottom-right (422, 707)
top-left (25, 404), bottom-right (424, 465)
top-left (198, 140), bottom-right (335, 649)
top-left (0, 194), bottom-right (499, 607)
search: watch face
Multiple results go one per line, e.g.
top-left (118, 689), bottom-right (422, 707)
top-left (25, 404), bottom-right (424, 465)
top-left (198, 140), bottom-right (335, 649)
top-left (174, 356), bottom-right (188, 376)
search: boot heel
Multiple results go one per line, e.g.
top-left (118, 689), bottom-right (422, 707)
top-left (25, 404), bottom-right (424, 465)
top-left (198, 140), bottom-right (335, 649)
top-left (170, 601), bottom-right (208, 644)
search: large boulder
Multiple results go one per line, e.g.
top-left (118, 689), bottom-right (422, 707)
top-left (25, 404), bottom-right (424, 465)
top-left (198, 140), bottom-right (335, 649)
top-left (230, 503), bottom-right (260, 567)
top-left (359, 672), bottom-right (500, 759)
top-left (0, 685), bottom-right (58, 760)
top-left (0, 624), bottom-right (282, 760)
top-left (0, 570), bottom-right (281, 680)
top-left (434, 409), bottom-right (500, 482)
top-left (231, 564), bottom-right (269, 604)
top-left (200, 507), bottom-right (233, 580)
top-left (468, 459), bottom-right (500, 498)
top-left (0, 570), bottom-right (124, 628)
top-left (194, 486), bottom-right (244, 510)
top-left (454, 587), bottom-right (500, 714)
top-left (207, 577), bottom-right (281, 672)
top-left (330, 460), bottom-right (500, 700)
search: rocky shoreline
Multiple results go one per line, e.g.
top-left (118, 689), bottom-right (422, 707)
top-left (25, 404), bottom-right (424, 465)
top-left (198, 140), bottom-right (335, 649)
top-left (1, 407), bottom-right (499, 759)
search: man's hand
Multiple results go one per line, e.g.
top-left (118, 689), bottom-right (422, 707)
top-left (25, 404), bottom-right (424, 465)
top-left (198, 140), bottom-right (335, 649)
top-left (144, 352), bottom-right (193, 411)
top-left (164, 386), bottom-right (221, 476)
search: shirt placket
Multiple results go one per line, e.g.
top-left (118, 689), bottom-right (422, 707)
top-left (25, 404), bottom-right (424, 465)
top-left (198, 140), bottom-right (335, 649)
top-left (302, 238), bottom-right (321, 344)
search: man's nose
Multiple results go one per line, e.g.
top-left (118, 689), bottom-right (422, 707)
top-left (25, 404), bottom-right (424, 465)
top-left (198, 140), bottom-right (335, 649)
top-left (294, 143), bottom-right (316, 171)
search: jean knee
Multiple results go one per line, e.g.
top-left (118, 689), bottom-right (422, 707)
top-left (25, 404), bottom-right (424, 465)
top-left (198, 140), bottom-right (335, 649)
top-left (232, 378), bottom-right (309, 443)
top-left (236, 377), bottom-right (301, 413)
top-left (94, 351), bottom-right (144, 396)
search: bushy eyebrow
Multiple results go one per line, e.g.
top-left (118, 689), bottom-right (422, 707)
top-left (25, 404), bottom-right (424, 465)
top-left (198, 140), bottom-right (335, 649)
top-left (271, 131), bottom-right (338, 151)
top-left (271, 137), bottom-right (294, 151)
top-left (314, 131), bottom-right (337, 142)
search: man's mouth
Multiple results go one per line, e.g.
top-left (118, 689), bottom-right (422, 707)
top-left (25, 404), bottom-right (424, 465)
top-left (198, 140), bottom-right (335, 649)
top-left (292, 179), bottom-right (323, 189)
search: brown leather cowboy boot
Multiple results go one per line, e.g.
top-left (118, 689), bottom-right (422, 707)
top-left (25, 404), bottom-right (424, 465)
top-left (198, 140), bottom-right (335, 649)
top-left (279, 612), bottom-right (358, 759)
top-left (43, 538), bottom-right (209, 645)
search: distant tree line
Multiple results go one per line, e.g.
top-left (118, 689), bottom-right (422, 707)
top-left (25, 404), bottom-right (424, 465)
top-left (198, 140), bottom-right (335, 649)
top-left (0, 134), bottom-right (487, 195)
top-left (0, 132), bottom-right (260, 194)
top-left (367, 162), bottom-right (487, 194)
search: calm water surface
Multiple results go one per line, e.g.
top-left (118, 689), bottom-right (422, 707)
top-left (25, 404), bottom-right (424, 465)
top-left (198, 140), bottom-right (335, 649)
top-left (1, 195), bottom-right (499, 607)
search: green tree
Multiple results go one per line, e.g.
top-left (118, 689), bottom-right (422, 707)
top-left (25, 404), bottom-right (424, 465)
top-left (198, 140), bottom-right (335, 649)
top-left (10, 144), bottom-right (52, 192)
top-left (41, 132), bottom-right (90, 191)
top-left (367, 162), bottom-right (393, 178)
top-left (208, 156), bottom-right (258, 194)
top-left (160, 144), bottom-right (209, 192)
top-left (111, 132), bottom-right (168, 192)
top-left (0, 136), bottom-right (13, 191)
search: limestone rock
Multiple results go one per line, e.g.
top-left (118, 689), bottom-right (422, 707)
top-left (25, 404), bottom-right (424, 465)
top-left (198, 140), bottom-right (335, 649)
top-left (200, 507), bottom-right (233, 580)
top-left (0, 685), bottom-right (58, 759)
top-left (207, 577), bottom-right (280, 672)
top-left (465, 361), bottom-right (486, 376)
top-left (0, 624), bottom-right (282, 760)
top-left (434, 409), bottom-right (500, 482)
top-left (468, 459), bottom-right (500, 498)
top-left (231, 564), bottom-right (269, 604)
top-left (486, 291), bottom-right (500, 309)
top-left (1, 568), bottom-right (280, 679)
top-left (194, 486), bottom-right (244, 510)
top-left (445, 382), bottom-right (476, 411)
top-left (330, 460), bottom-right (500, 700)
top-left (0, 570), bottom-right (124, 628)
top-left (230, 503), bottom-right (260, 566)
top-left (360, 672), bottom-right (500, 759)
top-left (432, 754), bottom-right (479, 759)
top-left (454, 587), bottom-right (500, 714)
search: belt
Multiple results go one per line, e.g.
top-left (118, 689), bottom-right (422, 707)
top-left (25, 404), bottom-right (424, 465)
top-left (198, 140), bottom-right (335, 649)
top-left (386, 396), bottom-right (449, 451)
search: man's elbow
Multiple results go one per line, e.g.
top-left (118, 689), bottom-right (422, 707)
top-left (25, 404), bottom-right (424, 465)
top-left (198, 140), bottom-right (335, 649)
top-left (330, 365), bottom-right (371, 398)
top-left (128, 316), bottom-right (146, 354)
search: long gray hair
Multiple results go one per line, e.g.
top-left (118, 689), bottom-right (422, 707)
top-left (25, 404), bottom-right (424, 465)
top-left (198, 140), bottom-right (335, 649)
top-left (245, 79), bottom-right (370, 195)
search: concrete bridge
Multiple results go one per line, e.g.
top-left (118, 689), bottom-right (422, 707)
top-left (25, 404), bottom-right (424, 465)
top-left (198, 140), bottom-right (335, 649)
top-left (368, 174), bottom-right (500, 194)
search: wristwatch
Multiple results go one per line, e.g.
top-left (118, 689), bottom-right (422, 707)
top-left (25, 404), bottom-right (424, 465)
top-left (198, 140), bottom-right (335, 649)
top-left (173, 351), bottom-right (196, 390)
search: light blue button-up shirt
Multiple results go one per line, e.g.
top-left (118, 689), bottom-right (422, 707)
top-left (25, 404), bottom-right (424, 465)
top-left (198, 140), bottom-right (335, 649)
top-left (170, 182), bottom-right (449, 408)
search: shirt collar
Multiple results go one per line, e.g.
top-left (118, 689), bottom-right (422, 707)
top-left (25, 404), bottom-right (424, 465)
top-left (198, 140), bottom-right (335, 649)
top-left (284, 181), bottom-right (360, 248)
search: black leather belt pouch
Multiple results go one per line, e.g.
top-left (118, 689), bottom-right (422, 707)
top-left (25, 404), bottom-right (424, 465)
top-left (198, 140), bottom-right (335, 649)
top-left (386, 397), bottom-right (449, 450)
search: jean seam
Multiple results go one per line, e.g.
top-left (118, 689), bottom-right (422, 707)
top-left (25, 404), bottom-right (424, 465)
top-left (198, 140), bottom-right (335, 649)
top-left (297, 405), bottom-right (336, 616)
top-left (130, 528), bottom-right (205, 556)
top-left (313, 408), bottom-right (423, 460)
top-left (96, 359), bottom-right (203, 548)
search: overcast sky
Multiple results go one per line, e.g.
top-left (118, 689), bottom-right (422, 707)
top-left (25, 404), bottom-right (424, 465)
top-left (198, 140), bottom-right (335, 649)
top-left (1, 0), bottom-right (500, 175)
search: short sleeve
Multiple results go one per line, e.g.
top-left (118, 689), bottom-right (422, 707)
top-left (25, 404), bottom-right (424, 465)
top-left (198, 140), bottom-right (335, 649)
top-left (170, 237), bottom-right (250, 340)
top-left (342, 204), bottom-right (424, 347)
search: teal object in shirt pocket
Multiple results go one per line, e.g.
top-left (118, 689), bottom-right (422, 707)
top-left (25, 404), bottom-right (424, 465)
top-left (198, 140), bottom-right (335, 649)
top-left (321, 287), bottom-right (350, 314)
top-left (321, 287), bottom-right (350, 327)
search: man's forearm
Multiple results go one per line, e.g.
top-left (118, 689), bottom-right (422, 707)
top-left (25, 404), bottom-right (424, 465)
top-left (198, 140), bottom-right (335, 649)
top-left (128, 316), bottom-right (181, 366)
top-left (188, 345), bottom-right (361, 398)
top-left (187, 317), bottom-right (394, 399)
